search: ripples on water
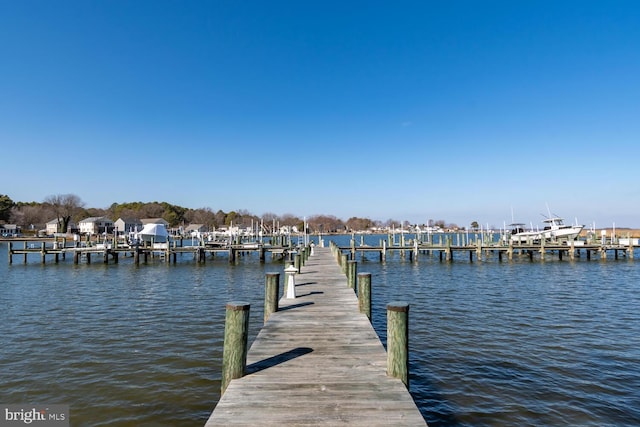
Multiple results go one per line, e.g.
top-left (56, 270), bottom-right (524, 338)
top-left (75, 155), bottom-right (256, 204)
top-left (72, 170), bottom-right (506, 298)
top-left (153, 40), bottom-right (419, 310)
top-left (1, 238), bottom-right (640, 426)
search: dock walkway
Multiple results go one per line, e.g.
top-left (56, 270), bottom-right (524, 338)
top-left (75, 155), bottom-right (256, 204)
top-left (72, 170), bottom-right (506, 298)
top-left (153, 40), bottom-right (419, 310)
top-left (205, 247), bottom-right (427, 426)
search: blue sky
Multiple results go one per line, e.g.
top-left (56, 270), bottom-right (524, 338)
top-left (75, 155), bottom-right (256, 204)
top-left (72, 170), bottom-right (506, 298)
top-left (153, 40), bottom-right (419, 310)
top-left (2, 1), bottom-right (639, 228)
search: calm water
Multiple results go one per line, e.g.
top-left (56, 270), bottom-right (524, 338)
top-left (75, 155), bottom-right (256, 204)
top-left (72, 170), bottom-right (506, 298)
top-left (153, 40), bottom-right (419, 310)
top-left (1, 236), bottom-right (639, 426)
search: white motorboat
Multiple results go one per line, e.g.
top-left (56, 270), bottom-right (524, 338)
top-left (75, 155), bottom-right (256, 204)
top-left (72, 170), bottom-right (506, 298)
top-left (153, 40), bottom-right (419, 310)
top-left (508, 217), bottom-right (583, 243)
top-left (539, 217), bottom-right (584, 241)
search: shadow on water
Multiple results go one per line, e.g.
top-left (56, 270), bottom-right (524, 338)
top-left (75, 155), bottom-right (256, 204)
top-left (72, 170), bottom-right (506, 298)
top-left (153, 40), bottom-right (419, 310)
top-left (245, 347), bottom-right (314, 374)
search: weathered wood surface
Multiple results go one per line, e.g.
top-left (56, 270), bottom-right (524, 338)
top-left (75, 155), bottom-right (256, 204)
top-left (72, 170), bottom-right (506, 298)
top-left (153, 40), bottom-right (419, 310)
top-left (205, 247), bottom-right (427, 426)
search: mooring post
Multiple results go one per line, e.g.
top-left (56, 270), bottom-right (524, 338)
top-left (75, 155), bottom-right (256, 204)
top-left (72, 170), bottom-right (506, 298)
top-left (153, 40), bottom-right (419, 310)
top-left (347, 260), bottom-right (357, 290)
top-left (8, 242), bottom-right (12, 264)
top-left (264, 273), bottom-right (280, 324)
top-left (221, 301), bottom-right (251, 395)
top-left (284, 264), bottom-right (298, 299)
top-left (340, 253), bottom-right (348, 274)
top-left (358, 272), bottom-right (372, 320)
top-left (387, 301), bottom-right (410, 389)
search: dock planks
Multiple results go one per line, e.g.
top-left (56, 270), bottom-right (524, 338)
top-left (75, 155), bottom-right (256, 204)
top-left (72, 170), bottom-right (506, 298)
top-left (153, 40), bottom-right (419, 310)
top-left (205, 247), bottom-right (427, 426)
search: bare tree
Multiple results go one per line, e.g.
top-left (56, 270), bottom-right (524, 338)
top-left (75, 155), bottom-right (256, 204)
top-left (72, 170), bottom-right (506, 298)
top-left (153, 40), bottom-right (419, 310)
top-left (10, 204), bottom-right (50, 231)
top-left (44, 194), bottom-right (85, 233)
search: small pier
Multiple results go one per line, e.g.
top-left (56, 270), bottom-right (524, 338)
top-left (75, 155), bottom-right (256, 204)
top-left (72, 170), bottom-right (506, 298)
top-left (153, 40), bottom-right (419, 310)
top-left (205, 247), bottom-right (426, 426)
top-left (5, 238), bottom-right (294, 265)
top-left (340, 235), bottom-right (638, 262)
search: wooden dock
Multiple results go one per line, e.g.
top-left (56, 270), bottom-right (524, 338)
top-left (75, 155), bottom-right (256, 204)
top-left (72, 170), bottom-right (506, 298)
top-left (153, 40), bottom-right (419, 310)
top-left (205, 247), bottom-right (427, 426)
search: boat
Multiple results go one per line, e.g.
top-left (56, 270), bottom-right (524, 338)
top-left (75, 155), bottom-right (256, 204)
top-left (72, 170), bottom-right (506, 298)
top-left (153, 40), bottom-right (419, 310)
top-left (135, 223), bottom-right (169, 243)
top-left (539, 216), bottom-right (584, 241)
top-left (508, 216), bottom-right (583, 243)
top-left (507, 223), bottom-right (540, 243)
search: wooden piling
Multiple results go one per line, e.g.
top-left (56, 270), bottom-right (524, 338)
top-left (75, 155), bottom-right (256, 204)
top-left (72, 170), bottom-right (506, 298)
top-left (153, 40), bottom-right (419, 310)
top-left (358, 272), bottom-right (372, 320)
top-left (221, 301), bottom-right (251, 395)
top-left (387, 302), bottom-right (410, 389)
top-left (340, 253), bottom-right (348, 274)
top-left (264, 273), bottom-right (280, 324)
top-left (347, 260), bottom-right (357, 290)
top-left (294, 253), bottom-right (301, 273)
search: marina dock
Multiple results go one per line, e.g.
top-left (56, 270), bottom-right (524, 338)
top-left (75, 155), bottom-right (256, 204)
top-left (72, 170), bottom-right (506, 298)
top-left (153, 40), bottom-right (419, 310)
top-left (5, 232), bottom-right (639, 265)
top-left (205, 247), bottom-right (427, 426)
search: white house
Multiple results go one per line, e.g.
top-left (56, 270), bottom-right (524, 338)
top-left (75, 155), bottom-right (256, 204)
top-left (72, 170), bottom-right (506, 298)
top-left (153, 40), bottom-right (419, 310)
top-left (114, 217), bottom-right (143, 235)
top-left (79, 217), bottom-right (114, 235)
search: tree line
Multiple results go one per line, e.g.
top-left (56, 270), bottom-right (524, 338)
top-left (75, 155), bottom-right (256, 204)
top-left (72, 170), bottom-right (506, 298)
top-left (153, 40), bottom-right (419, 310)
top-left (0, 193), bottom-right (463, 234)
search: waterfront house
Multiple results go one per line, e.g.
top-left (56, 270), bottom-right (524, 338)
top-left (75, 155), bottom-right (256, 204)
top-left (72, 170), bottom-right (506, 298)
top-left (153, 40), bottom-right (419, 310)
top-left (114, 217), bottom-right (143, 235)
top-left (45, 219), bottom-right (79, 235)
top-left (79, 217), bottom-right (114, 235)
top-left (184, 224), bottom-right (207, 234)
top-left (141, 218), bottom-right (170, 227)
top-left (0, 223), bottom-right (21, 237)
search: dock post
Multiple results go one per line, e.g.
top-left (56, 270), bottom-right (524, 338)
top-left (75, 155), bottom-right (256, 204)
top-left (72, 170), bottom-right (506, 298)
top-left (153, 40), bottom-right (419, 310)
top-left (41, 242), bottom-right (46, 264)
top-left (294, 253), bottom-right (301, 273)
top-left (221, 302), bottom-right (251, 395)
top-left (264, 273), bottom-right (280, 324)
top-left (73, 251), bottom-right (79, 264)
top-left (8, 242), bottom-right (12, 264)
top-left (228, 248), bottom-right (235, 264)
top-left (340, 253), bottom-right (348, 274)
top-left (347, 260), bottom-right (357, 290)
top-left (358, 272), bottom-right (372, 320)
top-left (387, 302), bottom-right (410, 389)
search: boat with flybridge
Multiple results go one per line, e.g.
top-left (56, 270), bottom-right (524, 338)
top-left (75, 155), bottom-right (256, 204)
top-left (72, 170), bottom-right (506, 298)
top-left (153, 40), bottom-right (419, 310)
top-left (509, 215), bottom-right (584, 243)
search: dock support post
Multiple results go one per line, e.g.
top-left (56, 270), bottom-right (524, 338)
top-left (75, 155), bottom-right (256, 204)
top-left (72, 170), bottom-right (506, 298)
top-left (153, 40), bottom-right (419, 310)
top-left (221, 302), bottom-right (251, 395)
top-left (8, 242), bottom-right (12, 264)
top-left (41, 242), bottom-right (46, 264)
top-left (387, 302), bottom-right (410, 389)
top-left (294, 253), bottom-right (301, 273)
top-left (340, 253), bottom-right (348, 274)
top-left (228, 248), bottom-right (235, 264)
top-left (358, 272), bottom-right (371, 321)
top-left (264, 273), bottom-right (280, 324)
top-left (347, 260), bottom-right (357, 290)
